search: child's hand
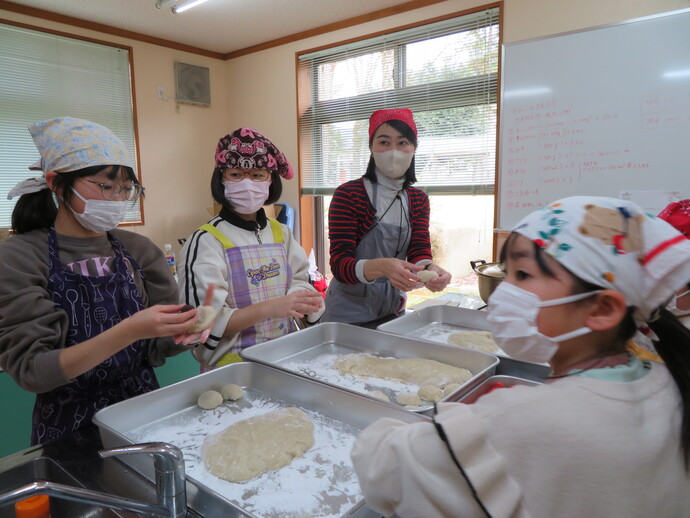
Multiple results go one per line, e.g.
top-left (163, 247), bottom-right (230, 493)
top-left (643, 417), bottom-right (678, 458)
top-left (269, 290), bottom-right (323, 319)
top-left (123, 304), bottom-right (197, 342)
top-left (175, 284), bottom-right (216, 346)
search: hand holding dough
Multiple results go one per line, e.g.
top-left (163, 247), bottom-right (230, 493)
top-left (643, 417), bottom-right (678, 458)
top-left (189, 305), bottom-right (217, 333)
top-left (418, 270), bottom-right (439, 283)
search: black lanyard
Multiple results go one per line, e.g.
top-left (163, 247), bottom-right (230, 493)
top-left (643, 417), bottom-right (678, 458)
top-left (431, 403), bottom-right (494, 518)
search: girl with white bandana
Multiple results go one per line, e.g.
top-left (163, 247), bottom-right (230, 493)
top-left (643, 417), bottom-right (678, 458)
top-left (0, 117), bottom-right (208, 446)
top-left (351, 196), bottom-right (690, 518)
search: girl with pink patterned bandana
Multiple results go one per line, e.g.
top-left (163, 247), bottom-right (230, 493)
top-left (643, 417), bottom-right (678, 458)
top-left (178, 127), bottom-right (324, 370)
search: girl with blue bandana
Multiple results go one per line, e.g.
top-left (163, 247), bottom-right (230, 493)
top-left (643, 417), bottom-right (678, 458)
top-left (0, 117), bottom-right (210, 445)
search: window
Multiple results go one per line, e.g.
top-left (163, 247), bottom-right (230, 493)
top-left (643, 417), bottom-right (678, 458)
top-left (297, 7), bottom-right (499, 298)
top-left (0, 22), bottom-right (141, 228)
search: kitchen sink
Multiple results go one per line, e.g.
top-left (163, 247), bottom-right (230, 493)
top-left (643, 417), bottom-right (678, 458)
top-left (0, 456), bottom-right (133, 517)
top-left (0, 431), bottom-right (203, 518)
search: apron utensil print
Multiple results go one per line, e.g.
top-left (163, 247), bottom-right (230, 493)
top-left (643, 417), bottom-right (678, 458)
top-left (31, 228), bottom-right (158, 445)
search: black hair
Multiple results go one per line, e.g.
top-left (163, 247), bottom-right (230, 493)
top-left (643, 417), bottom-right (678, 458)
top-left (11, 165), bottom-right (138, 234)
top-left (210, 167), bottom-right (283, 214)
top-left (363, 119), bottom-right (418, 189)
top-left (500, 231), bottom-right (690, 470)
top-left (648, 309), bottom-right (690, 470)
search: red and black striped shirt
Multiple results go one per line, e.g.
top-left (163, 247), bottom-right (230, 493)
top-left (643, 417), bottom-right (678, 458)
top-left (328, 178), bottom-right (432, 284)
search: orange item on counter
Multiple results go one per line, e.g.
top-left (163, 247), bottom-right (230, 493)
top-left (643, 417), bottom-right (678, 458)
top-left (14, 494), bottom-right (50, 518)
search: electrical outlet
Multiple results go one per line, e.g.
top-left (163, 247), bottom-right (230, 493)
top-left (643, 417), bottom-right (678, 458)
top-left (156, 85), bottom-right (165, 100)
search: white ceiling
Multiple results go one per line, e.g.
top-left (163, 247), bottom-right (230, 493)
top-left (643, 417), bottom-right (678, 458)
top-left (6, 0), bottom-right (410, 55)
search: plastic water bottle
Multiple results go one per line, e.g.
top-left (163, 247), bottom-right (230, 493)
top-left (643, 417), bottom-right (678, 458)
top-left (164, 243), bottom-right (176, 276)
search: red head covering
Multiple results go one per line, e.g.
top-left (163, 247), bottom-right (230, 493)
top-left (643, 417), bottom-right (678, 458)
top-left (658, 200), bottom-right (690, 237)
top-left (214, 127), bottom-right (294, 180)
top-left (368, 108), bottom-right (417, 140)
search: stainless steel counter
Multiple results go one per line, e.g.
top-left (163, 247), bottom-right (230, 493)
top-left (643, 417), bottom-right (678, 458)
top-left (0, 425), bottom-right (384, 518)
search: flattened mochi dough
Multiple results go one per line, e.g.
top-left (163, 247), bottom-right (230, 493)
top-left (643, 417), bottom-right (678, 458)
top-left (335, 354), bottom-right (472, 387)
top-left (220, 383), bottom-right (244, 401)
top-left (189, 305), bottom-right (217, 333)
top-left (418, 384), bottom-right (443, 403)
top-left (396, 391), bottom-right (422, 407)
top-left (418, 270), bottom-right (439, 283)
top-left (448, 331), bottom-right (499, 353)
top-left (198, 390), bottom-right (223, 410)
top-left (202, 407), bottom-right (314, 482)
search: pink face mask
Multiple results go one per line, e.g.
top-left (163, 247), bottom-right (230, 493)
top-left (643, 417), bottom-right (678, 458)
top-left (223, 178), bottom-right (271, 215)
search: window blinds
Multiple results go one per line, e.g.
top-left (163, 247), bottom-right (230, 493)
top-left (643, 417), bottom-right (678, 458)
top-left (0, 23), bottom-right (141, 228)
top-left (297, 7), bottom-right (499, 196)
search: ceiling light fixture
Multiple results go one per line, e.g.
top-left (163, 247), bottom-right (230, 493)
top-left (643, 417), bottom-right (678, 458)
top-left (172, 0), bottom-right (211, 14)
top-left (155, 0), bottom-right (179, 8)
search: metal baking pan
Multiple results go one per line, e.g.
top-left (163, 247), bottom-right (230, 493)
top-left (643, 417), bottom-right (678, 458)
top-left (240, 322), bottom-right (498, 413)
top-left (377, 305), bottom-right (508, 354)
top-left (450, 374), bottom-right (540, 404)
top-left (94, 361), bottom-right (428, 518)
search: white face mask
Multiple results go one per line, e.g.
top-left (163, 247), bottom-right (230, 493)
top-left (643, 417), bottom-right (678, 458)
top-left (373, 149), bottom-right (414, 179)
top-left (667, 289), bottom-right (690, 317)
top-left (223, 178), bottom-right (271, 215)
top-left (69, 187), bottom-right (130, 233)
top-left (486, 282), bottom-right (601, 364)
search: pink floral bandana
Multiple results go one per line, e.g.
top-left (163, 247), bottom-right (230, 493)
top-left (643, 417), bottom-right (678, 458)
top-left (512, 196), bottom-right (690, 323)
top-left (214, 127), bottom-right (294, 180)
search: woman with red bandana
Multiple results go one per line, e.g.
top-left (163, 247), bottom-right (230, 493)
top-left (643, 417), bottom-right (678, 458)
top-left (322, 108), bottom-right (451, 328)
top-left (178, 128), bottom-right (324, 370)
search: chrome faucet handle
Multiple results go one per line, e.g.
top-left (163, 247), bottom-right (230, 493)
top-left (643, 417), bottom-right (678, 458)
top-left (100, 442), bottom-right (187, 518)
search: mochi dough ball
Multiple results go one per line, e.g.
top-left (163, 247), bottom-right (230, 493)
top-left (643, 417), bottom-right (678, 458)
top-left (220, 383), bottom-right (244, 401)
top-left (198, 390), bottom-right (223, 410)
top-left (189, 305), bottom-right (217, 333)
top-left (396, 391), bottom-right (422, 407)
top-left (369, 390), bottom-right (390, 403)
top-left (418, 270), bottom-right (439, 283)
top-left (418, 384), bottom-right (443, 403)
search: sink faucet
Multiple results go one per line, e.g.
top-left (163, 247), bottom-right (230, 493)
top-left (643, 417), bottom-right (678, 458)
top-left (0, 442), bottom-right (187, 518)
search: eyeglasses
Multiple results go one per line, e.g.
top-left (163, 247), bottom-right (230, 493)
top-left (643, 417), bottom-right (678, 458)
top-left (223, 169), bottom-right (271, 182)
top-left (83, 179), bottom-right (144, 201)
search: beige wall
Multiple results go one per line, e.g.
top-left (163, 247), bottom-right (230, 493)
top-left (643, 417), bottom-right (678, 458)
top-left (225, 0), bottom-right (688, 251)
top-left (0, 9), bottom-right (229, 252)
top-left (2, 0), bottom-right (687, 253)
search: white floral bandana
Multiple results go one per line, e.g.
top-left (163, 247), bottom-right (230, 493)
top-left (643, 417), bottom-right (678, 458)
top-left (511, 196), bottom-right (690, 327)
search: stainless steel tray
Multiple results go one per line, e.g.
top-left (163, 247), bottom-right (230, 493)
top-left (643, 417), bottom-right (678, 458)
top-left (377, 305), bottom-right (510, 355)
top-left (93, 361), bottom-right (428, 518)
top-left (451, 374), bottom-right (540, 404)
top-left (240, 322), bottom-right (499, 413)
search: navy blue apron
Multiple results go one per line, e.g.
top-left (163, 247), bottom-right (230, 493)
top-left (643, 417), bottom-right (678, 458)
top-left (31, 228), bottom-right (159, 445)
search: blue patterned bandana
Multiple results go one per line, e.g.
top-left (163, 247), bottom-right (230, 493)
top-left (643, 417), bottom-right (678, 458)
top-left (7, 117), bottom-right (133, 200)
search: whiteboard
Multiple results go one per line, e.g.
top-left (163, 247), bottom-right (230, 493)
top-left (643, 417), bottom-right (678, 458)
top-left (497, 8), bottom-right (690, 229)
